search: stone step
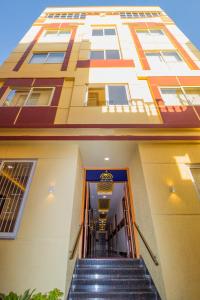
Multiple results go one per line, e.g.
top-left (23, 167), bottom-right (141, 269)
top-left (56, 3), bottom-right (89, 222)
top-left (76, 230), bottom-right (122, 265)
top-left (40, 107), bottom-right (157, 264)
top-left (72, 278), bottom-right (151, 291)
top-left (68, 290), bottom-right (157, 300)
top-left (77, 258), bottom-right (142, 268)
top-left (75, 266), bottom-right (145, 276)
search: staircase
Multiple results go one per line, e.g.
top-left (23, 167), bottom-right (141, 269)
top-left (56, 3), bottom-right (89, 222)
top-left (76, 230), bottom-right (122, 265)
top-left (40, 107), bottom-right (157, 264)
top-left (68, 258), bottom-right (160, 299)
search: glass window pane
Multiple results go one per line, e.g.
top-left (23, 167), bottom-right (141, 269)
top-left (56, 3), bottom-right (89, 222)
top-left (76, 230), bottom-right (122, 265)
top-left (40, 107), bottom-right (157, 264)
top-left (92, 29), bottom-right (103, 36)
top-left (26, 88), bottom-right (53, 106)
top-left (105, 50), bottom-right (120, 59)
top-left (150, 29), bottom-right (164, 36)
top-left (184, 88), bottom-right (200, 105)
top-left (45, 31), bottom-right (57, 38)
top-left (0, 161), bottom-right (34, 235)
top-left (90, 51), bottom-right (104, 59)
top-left (46, 52), bottom-right (65, 63)
top-left (88, 88), bottom-right (106, 106)
top-left (163, 52), bottom-right (182, 63)
top-left (4, 89), bottom-right (29, 107)
top-left (137, 30), bottom-right (150, 37)
top-left (160, 88), bottom-right (187, 106)
top-left (29, 53), bottom-right (47, 64)
top-left (190, 167), bottom-right (200, 196)
top-left (108, 86), bottom-right (128, 105)
top-left (58, 30), bottom-right (70, 36)
top-left (104, 29), bottom-right (116, 36)
top-left (146, 53), bottom-right (163, 65)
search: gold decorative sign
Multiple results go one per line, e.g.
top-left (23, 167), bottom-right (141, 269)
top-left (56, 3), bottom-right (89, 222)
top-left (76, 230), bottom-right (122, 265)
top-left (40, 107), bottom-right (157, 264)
top-left (97, 170), bottom-right (114, 195)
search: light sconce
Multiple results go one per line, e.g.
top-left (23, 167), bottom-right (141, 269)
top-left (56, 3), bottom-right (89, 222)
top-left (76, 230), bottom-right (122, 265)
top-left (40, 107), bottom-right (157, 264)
top-left (169, 185), bottom-right (176, 194)
top-left (48, 185), bottom-right (55, 194)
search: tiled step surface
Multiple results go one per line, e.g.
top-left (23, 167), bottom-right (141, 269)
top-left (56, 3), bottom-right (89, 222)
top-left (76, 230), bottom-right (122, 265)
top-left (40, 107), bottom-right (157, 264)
top-left (68, 258), bottom-right (159, 300)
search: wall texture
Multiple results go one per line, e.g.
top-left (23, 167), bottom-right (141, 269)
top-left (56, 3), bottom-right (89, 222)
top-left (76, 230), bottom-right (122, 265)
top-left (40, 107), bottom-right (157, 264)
top-left (134, 143), bottom-right (200, 300)
top-left (129, 146), bottom-right (166, 300)
top-left (0, 141), bottom-right (82, 294)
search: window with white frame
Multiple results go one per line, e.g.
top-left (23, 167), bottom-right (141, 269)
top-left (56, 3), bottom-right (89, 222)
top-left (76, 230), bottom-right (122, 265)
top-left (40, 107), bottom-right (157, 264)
top-left (40, 30), bottom-right (71, 42)
top-left (137, 29), bottom-right (164, 39)
top-left (137, 29), bottom-right (170, 47)
top-left (92, 28), bottom-right (116, 36)
top-left (29, 52), bottom-right (65, 64)
top-left (0, 160), bottom-right (35, 239)
top-left (3, 87), bottom-right (54, 107)
top-left (87, 85), bottom-right (129, 106)
top-left (160, 87), bottom-right (200, 106)
top-left (146, 51), bottom-right (183, 68)
top-left (46, 13), bottom-right (86, 19)
top-left (90, 50), bottom-right (120, 60)
top-left (120, 12), bottom-right (161, 18)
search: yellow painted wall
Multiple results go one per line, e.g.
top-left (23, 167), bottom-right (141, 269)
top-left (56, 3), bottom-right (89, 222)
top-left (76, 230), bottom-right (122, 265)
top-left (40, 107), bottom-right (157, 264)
top-left (0, 141), bottom-right (83, 295)
top-left (65, 151), bottom-right (83, 293)
top-left (135, 143), bottom-right (200, 300)
top-left (129, 146), bottom-right (167, 300)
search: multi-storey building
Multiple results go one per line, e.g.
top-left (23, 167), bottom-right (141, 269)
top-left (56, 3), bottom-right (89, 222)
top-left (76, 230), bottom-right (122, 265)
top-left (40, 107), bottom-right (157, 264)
top-left (0, 5), bottom-right (200, 300)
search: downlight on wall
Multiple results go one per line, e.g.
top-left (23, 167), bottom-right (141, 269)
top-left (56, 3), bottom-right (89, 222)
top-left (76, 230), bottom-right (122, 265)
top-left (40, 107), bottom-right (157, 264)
top-left (104, 157), bottom-right (110, 161)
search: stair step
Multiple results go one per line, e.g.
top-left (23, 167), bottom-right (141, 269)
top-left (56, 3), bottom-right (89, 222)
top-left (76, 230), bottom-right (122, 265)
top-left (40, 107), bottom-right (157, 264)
top-left (77, 259), bottom-right (142, 268)
top-left (72, 278), bottom-right (151, 290)
top-left (73, 272), bottom-right (147, 279)
top-left (68, 259), bottom-right (159, 300)
top-left (75, 267), bottom-right (145, 276)
top-left (68, 290), bottom-right (157, 300)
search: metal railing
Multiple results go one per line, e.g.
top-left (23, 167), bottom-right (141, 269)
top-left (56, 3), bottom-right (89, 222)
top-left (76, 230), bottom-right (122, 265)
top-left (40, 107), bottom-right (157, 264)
top-left (69, 224), bottom-right (83, 260)
top-left (133, 222), bottom-right (159, 266)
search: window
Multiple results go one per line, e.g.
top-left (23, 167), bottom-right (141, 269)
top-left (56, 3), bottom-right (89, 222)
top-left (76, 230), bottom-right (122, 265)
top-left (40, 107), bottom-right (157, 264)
top-left (90, 50), bottom-right (120, 60)
top-left (92, 28), bottom-right (116, 36)
top-left (46, 13), bottom-right (86, 19)
top-left (42, 30), bottom-right (70, 41)
top-left (146, 51), bottom-right (182, 68)
top-left (87, 85), bottom-right (129, 106)
top-left (90, 51), bottom-right (104, 60)
top-left (137, 29), bottom-right (164, 38)
top-left (160, 87), bottom-right (200, 106)
top-left (120, 12), bottom-right (161, 18)
top-left (29, 52), bottom-right (65, 64)
top-left (0, 160), bottom-right (35, 239)
top-left (189, 165), bottom-right (200, 197)
top-left (3, 87), bottom-right (54, 107)
top-left (137, 29), bottom-right (171, 47)
top-left (88, 88), bottom-right (106, 106)
top-left (107, 86), bottom-right (128, 105)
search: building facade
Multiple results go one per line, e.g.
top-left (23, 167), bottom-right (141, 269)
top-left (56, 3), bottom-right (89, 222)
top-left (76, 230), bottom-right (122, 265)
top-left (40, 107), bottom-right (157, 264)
top-left (0, 5), bottom-right (200, 300)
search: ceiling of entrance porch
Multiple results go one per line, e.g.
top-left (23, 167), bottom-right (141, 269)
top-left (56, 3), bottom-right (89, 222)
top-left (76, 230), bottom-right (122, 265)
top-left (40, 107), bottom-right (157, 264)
top-left (79, 141), bottom-right (136, 168)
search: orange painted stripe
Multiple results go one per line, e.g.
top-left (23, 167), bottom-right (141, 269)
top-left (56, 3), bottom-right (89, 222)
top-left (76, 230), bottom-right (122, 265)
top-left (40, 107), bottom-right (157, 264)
top-left (129, 22), bottom-right (199, 71)
top-left (164, 27), bottom-right (199, 70)
top-left (128, 25), bottom-right (150, 70)
top-left (76, 59), bottom-right (135, 68)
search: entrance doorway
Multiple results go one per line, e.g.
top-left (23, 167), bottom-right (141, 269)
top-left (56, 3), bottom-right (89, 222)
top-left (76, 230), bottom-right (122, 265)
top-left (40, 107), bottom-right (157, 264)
top-left (82, 169), bottom-right (137, 259)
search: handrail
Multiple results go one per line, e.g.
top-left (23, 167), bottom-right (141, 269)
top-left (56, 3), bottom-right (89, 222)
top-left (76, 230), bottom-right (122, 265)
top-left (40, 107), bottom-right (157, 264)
top-left (133, 222), bottom-right (159, 266)
top-left (69, 224), bottom-right (83, 260)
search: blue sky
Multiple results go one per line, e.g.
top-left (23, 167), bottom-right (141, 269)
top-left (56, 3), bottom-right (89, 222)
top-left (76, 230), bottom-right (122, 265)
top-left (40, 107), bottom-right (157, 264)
top-left (0, 0), bottom-right (199, 65)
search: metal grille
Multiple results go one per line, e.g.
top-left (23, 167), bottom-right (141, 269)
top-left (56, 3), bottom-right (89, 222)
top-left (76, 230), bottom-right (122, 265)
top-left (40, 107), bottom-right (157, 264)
top-left (0, 161), bottom-right (34, 235)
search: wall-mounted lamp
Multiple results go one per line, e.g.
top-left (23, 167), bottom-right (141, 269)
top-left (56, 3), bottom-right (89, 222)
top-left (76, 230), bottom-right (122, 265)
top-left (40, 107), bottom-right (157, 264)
top-left (48, 185), bottom-right (55, 194)
top-left (169, 185), bottom-right (176, 194)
